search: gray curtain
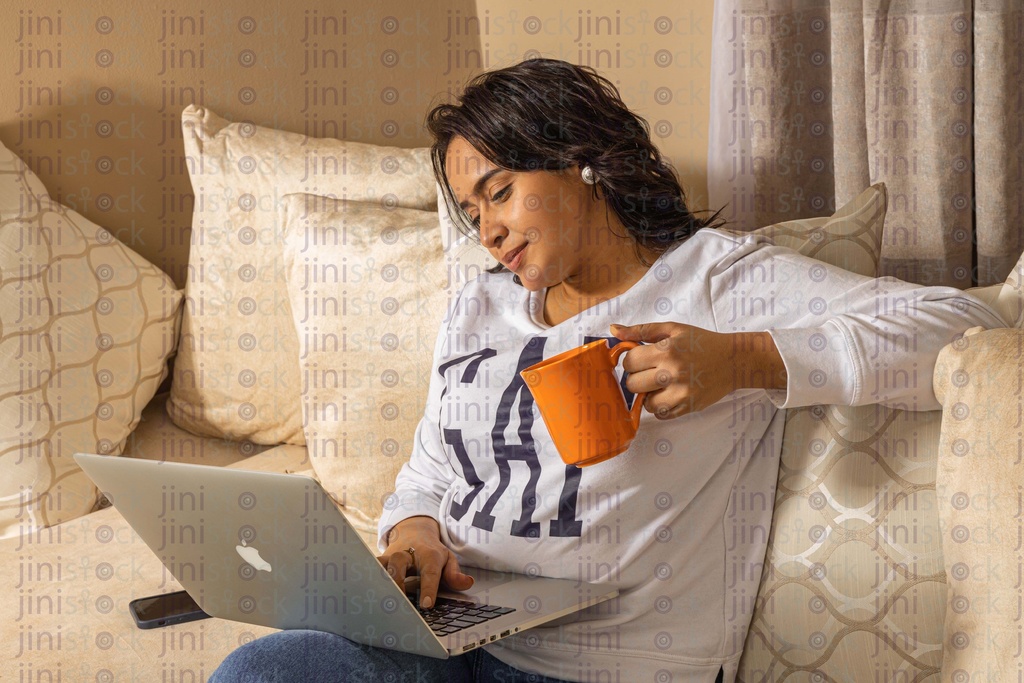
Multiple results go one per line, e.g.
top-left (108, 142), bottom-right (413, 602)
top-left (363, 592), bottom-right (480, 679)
top-left (708, 0), bottom-right (1024, 288)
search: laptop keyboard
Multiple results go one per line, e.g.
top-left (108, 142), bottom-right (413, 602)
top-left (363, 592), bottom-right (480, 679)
top-left (419, 597), bottom-right (516, 635)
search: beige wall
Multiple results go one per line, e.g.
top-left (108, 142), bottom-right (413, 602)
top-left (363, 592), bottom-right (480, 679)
top-left (470, 1), bottom-right (715, 212)
top-left (0, 0), bottom-right (714, 289)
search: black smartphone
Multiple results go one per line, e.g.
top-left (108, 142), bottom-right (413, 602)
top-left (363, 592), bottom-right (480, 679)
top-left (129, 590), bottom-right (211, 629)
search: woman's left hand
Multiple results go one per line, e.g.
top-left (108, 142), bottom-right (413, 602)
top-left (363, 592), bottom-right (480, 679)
top-left (611, 322), bottom-right (786, 419)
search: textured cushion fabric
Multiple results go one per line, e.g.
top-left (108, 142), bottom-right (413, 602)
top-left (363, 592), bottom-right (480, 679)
top-left (0, 141), bottom-right (183, 540)
top-left (168, 105), bottom-right (436, 446)
top-left (932, 327), bottom-right (1022, 680)
top-left (281, 195), bottom-right (450, 539)
top-left (737, 183), bottom-right (952, 679)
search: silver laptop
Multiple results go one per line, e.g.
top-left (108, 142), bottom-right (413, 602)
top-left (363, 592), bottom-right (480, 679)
top-left (74, 453), bottom-right (618, 658)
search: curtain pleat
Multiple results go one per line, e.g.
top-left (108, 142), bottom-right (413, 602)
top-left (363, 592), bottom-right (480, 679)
top-left (741, 4), bottom-right (837, 225)
top-left (974, 2), bottom-right (1024, 285)
top-left (830, 1), bottom-right (871, 203)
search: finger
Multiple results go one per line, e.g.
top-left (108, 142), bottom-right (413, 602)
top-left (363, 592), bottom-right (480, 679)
top-left (653, 403), bottom-right (694, 420)
top-left (442, 550), bottom-right (475, 591)
top-left (656, 400), bottom-right (691, 419)
top-left (623, 367), bottom-right (675, 394)
top-left (619, 336), bottom-right (690, 373)
top-left (417, 560), bottom-right (444, 610)
top-left (377, 553), bottom-right (398, 585)
top-left (644, 393), bottom-right (693, 420)
top-left (610, 322), bottom-right (683, 343)
top-left (644, 386), bottom-right (717, 419)
top-left (619, 342), bottom-right (667, 373)
top-left (385, 550), bottom-right (413, 588)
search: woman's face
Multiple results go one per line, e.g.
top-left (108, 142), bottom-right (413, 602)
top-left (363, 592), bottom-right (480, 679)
top-left (444, 136), bottom-right (606, 292)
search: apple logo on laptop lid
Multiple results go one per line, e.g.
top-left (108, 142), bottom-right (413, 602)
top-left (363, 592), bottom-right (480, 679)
top-left (236, 539), bottom-right (272, 572)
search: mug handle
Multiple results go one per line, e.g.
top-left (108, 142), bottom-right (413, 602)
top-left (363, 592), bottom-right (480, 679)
top-left (608, 341), bottom-right (647, 430)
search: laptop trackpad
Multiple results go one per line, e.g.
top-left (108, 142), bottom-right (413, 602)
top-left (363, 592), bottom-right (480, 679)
top-left (403, 567), bottom-right (520, 597)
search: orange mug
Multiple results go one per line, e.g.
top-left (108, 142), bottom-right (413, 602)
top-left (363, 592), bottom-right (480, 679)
top-left (521, 339), bottom-right (647, 467)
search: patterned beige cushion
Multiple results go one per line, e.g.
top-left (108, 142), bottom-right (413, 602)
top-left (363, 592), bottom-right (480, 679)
top-left (0, 142), bottom-right (183, 540)
top-left (168, 106), bottom-right (436, 446)
top-left (730, 183), bottom-right (886, 276)
top-left (738, 183), bottom-right (954, 679)
top-left (281, 195), bottom-right (451, 539)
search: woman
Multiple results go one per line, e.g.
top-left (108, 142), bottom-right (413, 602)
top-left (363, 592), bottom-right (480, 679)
top-left (212, 59), bottom-right (1003, 682)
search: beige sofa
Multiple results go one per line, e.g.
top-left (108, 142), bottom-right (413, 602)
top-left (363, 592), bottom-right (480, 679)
top-left (2, 107), bottom-right (1021, 682)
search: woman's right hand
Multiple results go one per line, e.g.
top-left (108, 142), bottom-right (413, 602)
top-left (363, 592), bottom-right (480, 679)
top-left (376, 515), bottom-right (474, 610)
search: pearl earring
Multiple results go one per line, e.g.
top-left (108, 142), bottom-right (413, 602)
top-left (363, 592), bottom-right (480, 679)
top-left (581, 166), bottom-right (597, 185)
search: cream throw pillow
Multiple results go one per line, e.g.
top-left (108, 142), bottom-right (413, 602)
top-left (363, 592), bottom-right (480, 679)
top-left (0, 141), bottom-right (183, 539)
top-left (282, 195), bottom-right (450, 539)
top-left (169, 106), bottom-right (436, 445)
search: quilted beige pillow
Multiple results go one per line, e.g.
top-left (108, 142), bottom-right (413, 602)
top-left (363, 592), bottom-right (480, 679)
top-left (0, 141), bottom-right (183, 539)
top-left (738, 183), bottom-right (951, 679)
top-left (281, 195), bottom-right (450, 539)
top-left (168, 106), bottom-right (436, 445)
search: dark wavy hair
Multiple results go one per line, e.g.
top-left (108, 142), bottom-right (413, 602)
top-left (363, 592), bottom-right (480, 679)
top-left (427, 58), bottom-right (724, 270)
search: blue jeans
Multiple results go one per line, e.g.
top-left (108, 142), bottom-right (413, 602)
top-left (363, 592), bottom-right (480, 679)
top-left (209, 629), bottom-right (573, 682)
top-left (211, 629), bottom-right (727, 682)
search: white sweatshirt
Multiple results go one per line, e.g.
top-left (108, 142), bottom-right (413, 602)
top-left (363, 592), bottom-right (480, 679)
top-left (378, 229), bottom-right (1006, 682)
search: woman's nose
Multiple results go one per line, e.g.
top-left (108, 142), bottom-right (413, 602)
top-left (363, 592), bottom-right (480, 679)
top-left (478, 210), bottom-right (506, 250)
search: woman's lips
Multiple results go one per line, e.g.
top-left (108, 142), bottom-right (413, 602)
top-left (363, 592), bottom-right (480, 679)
top-left (507, 244), bottom-right (527, 271)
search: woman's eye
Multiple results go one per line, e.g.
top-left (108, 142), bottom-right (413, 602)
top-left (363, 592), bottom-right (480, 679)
top-left (464, 184), bottom-right (509, 229)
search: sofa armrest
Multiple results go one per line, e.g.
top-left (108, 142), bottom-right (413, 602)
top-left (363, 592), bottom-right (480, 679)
top-left (933, 327), bottom-right (1024, 680)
